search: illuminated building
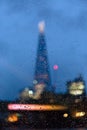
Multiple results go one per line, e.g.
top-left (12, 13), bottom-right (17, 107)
top-left (33, 21), bottom-right (52, 91)
top-left (19, 87), bottom-right (34, 100)
top-left (67, 75), bottom-right (86, 97)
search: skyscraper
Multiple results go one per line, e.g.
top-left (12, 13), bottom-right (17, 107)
top-left (33, 22), bottom-right (52, 91)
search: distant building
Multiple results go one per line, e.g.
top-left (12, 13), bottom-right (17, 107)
top-left (67, 75), bottom-right (86, 98)
top-left (19, 87), bottom-right (34, 100)
top-left (19, 22), bottom-right (53, 101)
top-left (33, 21), bottom-right (52, 91)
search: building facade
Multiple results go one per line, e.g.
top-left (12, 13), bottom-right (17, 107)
top-left (33, 22), bottom-right (52, 92)
top-left (67, 75), bottom-right (86, 98)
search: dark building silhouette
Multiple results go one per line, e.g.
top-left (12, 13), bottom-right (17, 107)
top-left (33, 22), bottom-right (52, 91)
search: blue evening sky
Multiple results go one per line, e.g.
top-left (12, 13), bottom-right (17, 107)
top-left (0, 0), bottom-right (87, 100)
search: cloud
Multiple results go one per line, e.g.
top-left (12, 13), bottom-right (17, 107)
top-left (38, 0), bottom-right (87, 31)
top-left (1, 0), bottom-right (48, 15)
top-left (1, 0), bottom-right (87, 31)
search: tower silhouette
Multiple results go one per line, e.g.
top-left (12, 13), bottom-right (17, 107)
top-left (33, 22), bottom-right (51, 91)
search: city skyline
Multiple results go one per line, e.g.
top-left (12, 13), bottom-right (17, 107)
top-left (0, 0), bottom-right (87, 100)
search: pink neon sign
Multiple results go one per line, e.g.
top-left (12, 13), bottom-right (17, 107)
top-left (8, 104), bottom-right (67, 111)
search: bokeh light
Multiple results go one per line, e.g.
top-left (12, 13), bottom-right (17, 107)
top-left (53, 65), bottom-right (59, 70)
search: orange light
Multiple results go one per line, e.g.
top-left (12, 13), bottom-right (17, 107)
top-left (8, 104), bottom-right (67, 111)
top-left (7, 114), bottom-right (18, 122)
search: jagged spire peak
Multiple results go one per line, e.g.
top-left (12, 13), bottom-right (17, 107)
top-left (38, 21), bottom-right (45, 33)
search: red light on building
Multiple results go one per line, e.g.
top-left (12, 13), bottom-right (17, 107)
top-left (53, 65), bottom-right (58, 70)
